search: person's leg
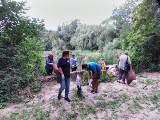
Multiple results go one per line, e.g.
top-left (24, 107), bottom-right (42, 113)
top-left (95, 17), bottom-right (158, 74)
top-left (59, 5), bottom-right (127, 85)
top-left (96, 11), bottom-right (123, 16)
top-left (95, 72), bottom-right (100, 93)
top-left (122, 70), bottom-right (127, 84)
top-left (77, 86), bottom-right (80, 94)
top-left (92, 80), bottom-right (96, 93)
top-left (58, 79), bottom-right (65, 100)
top-left (48, 69), bottom-right (53, 75)
top-left (74, 67), bottom-right (77, 71)
top-left (118, 69), bottom-right (123, 82)
top-left (46, 69), bottom-right (50, 75)
top-left (94, 80), bottom-right (99, 93)
top-left (65, 77), bottom-right (70, 98)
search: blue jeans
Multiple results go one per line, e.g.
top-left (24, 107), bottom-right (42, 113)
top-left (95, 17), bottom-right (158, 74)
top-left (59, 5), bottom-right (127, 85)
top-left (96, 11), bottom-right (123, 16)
top-left (58, 77), bottom-right (70, 98)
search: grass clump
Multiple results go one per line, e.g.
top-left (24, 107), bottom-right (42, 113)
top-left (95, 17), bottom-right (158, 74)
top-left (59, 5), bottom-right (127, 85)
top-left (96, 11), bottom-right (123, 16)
top-left (30, 81), bottom-right (42, 92)
top-left (80, 103), bottom-right (96, 119)
top-left (145, 79), bottom-right (154, 85)
top-left (32, 107), bottom-right (50, 120)
top-left (66, 112), bottom-right (77, 120)
top-left (1, 111), bottom-right (31, 120)
top-left (96, 101), bottom-right (107, 110)
top-left (129, 100), bottom-right (143, 110)
top-left (106, 94), bottom-right (130, 110)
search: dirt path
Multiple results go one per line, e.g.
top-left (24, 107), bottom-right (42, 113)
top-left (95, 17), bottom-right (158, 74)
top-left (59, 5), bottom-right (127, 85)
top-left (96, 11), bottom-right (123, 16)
top-left (0, 72), bottom-right (160, 120)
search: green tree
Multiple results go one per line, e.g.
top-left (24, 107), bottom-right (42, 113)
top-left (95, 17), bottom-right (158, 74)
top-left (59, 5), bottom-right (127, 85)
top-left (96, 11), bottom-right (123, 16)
top-left (56, 19), bottom-right (80, 49)
top-left (70, 24), bottom-right (102, 50)
top-left (0, 0), bottom-right (44, 102)
top-left (127, 0), bottom-right (160, 71)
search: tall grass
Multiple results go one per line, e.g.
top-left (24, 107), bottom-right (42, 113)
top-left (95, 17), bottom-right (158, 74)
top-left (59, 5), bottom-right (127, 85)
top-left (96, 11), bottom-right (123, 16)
top-left (42, 49), bottom-right (122, 70)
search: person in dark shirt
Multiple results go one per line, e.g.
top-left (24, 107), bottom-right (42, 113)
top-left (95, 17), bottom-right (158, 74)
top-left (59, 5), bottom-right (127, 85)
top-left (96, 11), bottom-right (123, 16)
top-left (45, 54), bottom-right (55, 75)
top-left (57, 50), bottom-right (71, 102)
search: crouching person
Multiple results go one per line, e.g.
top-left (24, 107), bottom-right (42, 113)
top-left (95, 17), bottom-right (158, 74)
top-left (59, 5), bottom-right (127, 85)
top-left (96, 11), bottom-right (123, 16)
top-left (82, 62), bottom-right (101, 94)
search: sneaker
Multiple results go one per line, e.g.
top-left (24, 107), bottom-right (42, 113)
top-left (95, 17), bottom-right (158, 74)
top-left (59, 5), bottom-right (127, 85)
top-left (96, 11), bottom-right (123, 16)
top-left (94, 90), bottom-right (98, 93)
top-left (90, 90), bottom-right (95, 94)
top-left (65, 97), bottom-right (71, 102)
top-left (58, 94), bottom-right (61, 100)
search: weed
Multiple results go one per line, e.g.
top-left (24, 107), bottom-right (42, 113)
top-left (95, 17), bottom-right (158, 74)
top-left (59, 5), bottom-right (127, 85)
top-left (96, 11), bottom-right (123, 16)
top-left (32, 107), bottom-right (50, 120)
top-left (96, 96), bottom-right (105, 101)
top-left (146, 79), bottom-right (154, 85)
top-left (129, 100), bottom-right (143, 110)
top-left (96, 101), bottom-right (107, 110)
top-left (109, 112), bottom-right (118, 120)
top-left (80, 104), bottom-right (96, 119)
top-left (106, 94), bottom-right (130, 110)
top-left (50, 98), bottom-right (56, 107)
top-left (0, 103), bottom-right (6, 109)
top-left (142, 91), bottom-right (160, 104)
top-left (66, 111), bottom-right (77, 120)
top-left (99, 75), bottom-right (116, 83)
top-left (30, 81), bottom-right (42, 92)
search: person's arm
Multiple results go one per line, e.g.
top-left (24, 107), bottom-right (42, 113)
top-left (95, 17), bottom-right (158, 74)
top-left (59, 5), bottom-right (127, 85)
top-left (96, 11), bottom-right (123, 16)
top-left (70, 58), bottom-right (72, 65)
top-left (88, 71), bottom-right (92, 80)
top-left (57, 58), bottom-right (64, 79)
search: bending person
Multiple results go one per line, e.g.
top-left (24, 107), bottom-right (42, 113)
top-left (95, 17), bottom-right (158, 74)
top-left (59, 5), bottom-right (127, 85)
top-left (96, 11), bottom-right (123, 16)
top-left (82, 62), bottom-right (101, 94)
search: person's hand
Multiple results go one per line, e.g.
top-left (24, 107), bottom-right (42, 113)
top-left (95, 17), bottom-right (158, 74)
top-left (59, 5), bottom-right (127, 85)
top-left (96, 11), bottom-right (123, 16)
top-left (61, 74), bottom-right (65, 80)
top-left (89, 79), bottom-right (93, 87)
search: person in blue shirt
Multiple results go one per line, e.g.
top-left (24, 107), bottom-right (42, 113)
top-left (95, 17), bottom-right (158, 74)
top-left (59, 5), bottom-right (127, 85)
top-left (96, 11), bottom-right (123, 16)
top-left (45, 54), bottom-right (55, 75)
top-left (57, 50), bottom-right (71, 102)
top-left (82, 62), bottom-right (101, 94)
top-left (70, 54), bottom-right (78, 72)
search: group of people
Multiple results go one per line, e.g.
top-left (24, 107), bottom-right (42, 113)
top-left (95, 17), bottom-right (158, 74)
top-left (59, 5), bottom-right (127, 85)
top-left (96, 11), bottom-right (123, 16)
top-left (45, 50), bottom-right (132, 102)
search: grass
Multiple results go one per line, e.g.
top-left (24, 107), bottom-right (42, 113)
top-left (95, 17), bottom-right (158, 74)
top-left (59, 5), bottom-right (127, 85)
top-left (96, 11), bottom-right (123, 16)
top-left (106, 93), bottom-right (130, 110)
top-left (50, 98), bottom-right (57, 107)
top-left (145, 79), bottom-right (154, 85)
top-left (80, 104), bottom-right (96, 118)
top-left (32, 107), bottom-right (51, 120)
top-left (66, 111), bottom-right (77, 120)
top-left (96, 101), bottom-right (107, 110)
top-left (2, 111), bottom-right (31, 120)
top-left (129, 100), bottom-right (143, 110)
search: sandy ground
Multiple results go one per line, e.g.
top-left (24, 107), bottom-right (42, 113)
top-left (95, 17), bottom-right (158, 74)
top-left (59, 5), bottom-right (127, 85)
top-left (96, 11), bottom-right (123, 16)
top-left (0, 72), bottom-right (160, 120)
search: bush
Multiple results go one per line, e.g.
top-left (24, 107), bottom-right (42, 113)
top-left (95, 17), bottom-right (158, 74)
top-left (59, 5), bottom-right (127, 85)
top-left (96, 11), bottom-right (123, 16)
top-left (0, 0), bottom-right (44, 103)
top-left (102, 48), bottom-right (122, 65)
top-left (99, 75), bottom-right (115, 83)
top-left (30, 81), bottom-right (42, 92)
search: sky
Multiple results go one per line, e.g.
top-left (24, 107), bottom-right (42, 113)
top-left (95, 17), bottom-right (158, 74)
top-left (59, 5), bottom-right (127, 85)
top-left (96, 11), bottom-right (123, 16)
top-left (15, 0), bottom-right (125, 30)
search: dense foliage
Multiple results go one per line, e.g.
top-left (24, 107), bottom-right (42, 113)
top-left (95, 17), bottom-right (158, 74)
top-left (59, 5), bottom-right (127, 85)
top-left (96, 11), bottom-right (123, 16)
top-left (0, 0), bottom-right (44, 102)
top-left (127, 0), bottom-right (160, 71)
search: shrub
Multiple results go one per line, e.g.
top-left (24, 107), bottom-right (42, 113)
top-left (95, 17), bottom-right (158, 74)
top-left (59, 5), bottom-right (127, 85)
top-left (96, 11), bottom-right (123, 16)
top-left (30, 81), bottom-right (42, 92)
